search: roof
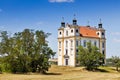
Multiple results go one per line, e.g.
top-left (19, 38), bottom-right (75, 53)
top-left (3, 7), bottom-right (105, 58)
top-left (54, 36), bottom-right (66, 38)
top-left (79, 26), bottom-right (99, 38)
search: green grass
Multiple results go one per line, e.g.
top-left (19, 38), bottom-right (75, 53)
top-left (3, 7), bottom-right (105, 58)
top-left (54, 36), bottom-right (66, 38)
top-left (99, 66), bottom-right (119, 73)
top-left (0, 65), bottom-right (120, 80)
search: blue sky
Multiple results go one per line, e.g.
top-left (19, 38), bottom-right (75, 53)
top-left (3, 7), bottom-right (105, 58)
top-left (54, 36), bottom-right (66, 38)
top-left (0, 0), bottom-right (120, 58)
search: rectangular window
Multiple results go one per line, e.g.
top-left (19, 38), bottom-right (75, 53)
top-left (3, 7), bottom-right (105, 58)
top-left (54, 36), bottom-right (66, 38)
top-left (94, 41), bottom-right (96, 46)
top-left (66, 41), bottom-right (68, 47)
top-left (71, 40), bottom-right (73, 47)
top-left (80, 40), bottom-right (81, 45)
top-left (59, 49), bottom-right (61, 54)
top-left (59, 41), bottom-right (61, 48)
top-left (66, 49), bottom-right (68, 55)
top-left (84, 40), bottom-right (86, 47)
top-left (76, 49), bottom-right (78, 53)
top-left (102, 50), bottom-right (104, 55)
top-left (66, 31), bottom-right (68, 36)
top-left (65, 59), bottom-right (68, 65)
top-left (76, 40), bottom-right (78, 47)
top-left (71, 48), bottom-right (73, 52)
top-left (59, 49), bottom-right (61, 51)
top-left (102, 42), bottom-right (105, 48)
top-left (76, 49), bottom-right (78, 55)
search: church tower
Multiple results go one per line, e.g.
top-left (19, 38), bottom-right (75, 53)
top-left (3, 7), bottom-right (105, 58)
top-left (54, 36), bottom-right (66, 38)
top-left (98, 19), bottom-right (106, 64)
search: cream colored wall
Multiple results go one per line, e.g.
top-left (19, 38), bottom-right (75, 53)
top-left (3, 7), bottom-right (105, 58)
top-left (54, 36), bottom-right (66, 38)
top-left (69, 38), bottom-right (76, 66)
top-left (58, 25), bottom-right (106, 66)
top-left (58, 28), bottom-right (64, 66)
top-left (99, 38), bottom-right (106, 63)
top-left (80, 37), bottom-right (100, 48)
top-left (58, 39), bottom-right (62, 66)
top-left (62, 38), bottom-right (76, 66)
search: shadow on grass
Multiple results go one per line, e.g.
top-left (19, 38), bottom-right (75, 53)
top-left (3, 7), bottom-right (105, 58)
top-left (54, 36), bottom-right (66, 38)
top-left (111, 68), bottom-right (120, 72)
top-left (84, 68), bottom-right (110, 73)
top-left (45, 72), bottom-right (62, 75)
top-left (95, 68), bottom-right (109, 72)
top-left (13, 72), bottom-right (62, 75)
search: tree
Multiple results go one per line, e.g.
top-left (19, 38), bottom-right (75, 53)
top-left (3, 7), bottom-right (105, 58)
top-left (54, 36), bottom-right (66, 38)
top-left (0, 29), bottom-right (55, 73)
top-left (111, 56), bottom-right (120, 71)
top-left (78, 42), bottom-right (104, 70)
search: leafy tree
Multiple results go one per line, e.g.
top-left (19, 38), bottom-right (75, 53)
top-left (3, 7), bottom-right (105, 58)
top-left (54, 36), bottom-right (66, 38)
top-left (0, 29), bottom-right (55, 74)
top-left (111, 56), bottom-right (120, 71)
top-left (78, 42), bottom-right (104, 70)
top-left (106, 58), bottom-right (114, 66)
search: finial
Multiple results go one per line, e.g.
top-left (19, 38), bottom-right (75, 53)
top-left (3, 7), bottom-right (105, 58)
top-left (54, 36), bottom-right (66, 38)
top-left (87, 21), bottom-right (90, 27)
top-left (61, 17), bottom-right (65, 27)
top-left (98, 18), bottom-right (102, 28)
top-left (87, 20), bottom-right (89, 25)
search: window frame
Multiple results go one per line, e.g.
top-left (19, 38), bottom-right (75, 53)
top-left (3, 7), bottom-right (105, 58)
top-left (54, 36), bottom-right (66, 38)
top-left (76, 40), bottom-right (79, 47)
top-left (59, 31), bottom-right (61, 35)
top-left (71, 29), bottom-right (73, 33)
top-left (66, 31), bottom-right (68, 36)
top-left (102, 42), bottom-right (105, 48)
top-left (66, 40), bottom-right (68, 47)
top-left (83, 40), bottom-right (86, 47)
top-left (59, 41), bottom-right (61, 48)
top-left (94, 41), bottom-right (97, 46)
top-left (76, 29), bottom-right (78, 33)
top-left (102, 32), bottom-right (104, 36)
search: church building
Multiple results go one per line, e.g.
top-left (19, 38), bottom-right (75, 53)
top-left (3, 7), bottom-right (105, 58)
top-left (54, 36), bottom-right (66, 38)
top-left (57, 17), bottom-right (106, 67)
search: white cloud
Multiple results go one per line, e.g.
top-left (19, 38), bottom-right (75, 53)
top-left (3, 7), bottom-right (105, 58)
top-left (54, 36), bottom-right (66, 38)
top-left (49, 0), bottom-right (74, 3)
top-left (113, 38), bottom-right (120, 43)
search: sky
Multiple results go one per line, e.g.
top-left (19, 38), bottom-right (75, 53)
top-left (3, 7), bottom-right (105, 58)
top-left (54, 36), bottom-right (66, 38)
top-left (0, 0), bottom-right (120, 58)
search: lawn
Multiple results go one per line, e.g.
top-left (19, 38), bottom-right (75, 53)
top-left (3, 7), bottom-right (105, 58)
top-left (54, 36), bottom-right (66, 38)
top-left (0, 65), bottom-right (120, 80)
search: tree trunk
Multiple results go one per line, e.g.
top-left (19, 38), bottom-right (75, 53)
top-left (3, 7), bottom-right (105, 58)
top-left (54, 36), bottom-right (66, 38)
top-left (116, 66), bottom-right (118, 71)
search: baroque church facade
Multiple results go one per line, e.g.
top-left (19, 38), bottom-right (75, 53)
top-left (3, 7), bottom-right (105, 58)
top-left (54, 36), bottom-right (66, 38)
top-left (57, 18), bottom-right (106, 67)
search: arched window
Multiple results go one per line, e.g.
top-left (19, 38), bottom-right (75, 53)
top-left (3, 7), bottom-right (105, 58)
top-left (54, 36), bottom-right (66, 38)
top-left (97, 32), bottom-right (99, 35)
top-left (59, 32), bottom-right (61, 35)
top-left (102, 32), bottom-right (104, 36)
top-left (76, 29), bottom-right (78, 33)
top-left (71, 29), bottom-right (73, 33)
